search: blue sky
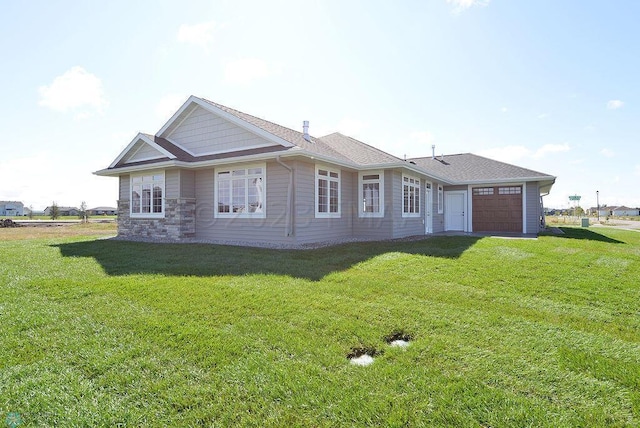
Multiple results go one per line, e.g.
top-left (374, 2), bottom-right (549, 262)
top-left (1, 0), bottom-right (638, 211)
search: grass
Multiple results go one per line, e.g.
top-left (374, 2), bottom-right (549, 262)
top-left (1, 224), bottom-right (639, 426)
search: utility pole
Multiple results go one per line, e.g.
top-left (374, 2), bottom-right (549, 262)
top-left (596, 190), bottom-right (600, 222)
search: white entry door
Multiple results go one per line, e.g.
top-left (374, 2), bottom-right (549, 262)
top-left (425, 184), bottom-right (433, 234)
top-left (445, 191), bottom-right (467, 231)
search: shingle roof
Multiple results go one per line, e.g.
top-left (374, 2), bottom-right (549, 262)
top-left (145, 134), bottom-right (197, 162)
top-left (88, 206), bottom-right (117, 211)
top-left (198, 98), bottom-right (354, 164)
top-left (409, 153), bottom-right (554, 182)
top-left (317, 133), bottom-right (402, 166)
top-left (101, 96), bottom-right (555, 186)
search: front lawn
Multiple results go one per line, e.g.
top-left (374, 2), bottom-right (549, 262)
top-left (1, 225), bottom-right (639, 426)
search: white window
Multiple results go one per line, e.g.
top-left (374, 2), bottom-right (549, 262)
top-left (402, 175), bottom-right (420, 217)
top-left (438, 185), bottom-right (444, 214)
top-left (499, 186), bottom-right (522, 195)
top-left (316, 166), bottom-right (340, 218)
top-left (359, 171), bottom-right (384, 217)
top-left (215, 164), bottom-right (266, 218)
top-left (131, 172), bottom-right (165, 217)
top-left (473, 187), bottom-right (494, 196)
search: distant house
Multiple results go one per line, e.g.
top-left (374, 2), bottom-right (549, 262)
top-left (0, 201), bottom-right (24, 216)
top-left (88, 206), bottom-right (117, 216)
top-left (611, 206), bottom-right (640, 216)
top-left (43, 206), bottom-right (79, 217)
top-left (95, 96), bottom-right (557, 245)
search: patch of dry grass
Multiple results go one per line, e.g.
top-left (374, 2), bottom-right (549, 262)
top-left (0, 222), bottom-right (116, 241)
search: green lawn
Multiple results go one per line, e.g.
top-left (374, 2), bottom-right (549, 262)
top-left (1, 226), bottom-right (639, 427)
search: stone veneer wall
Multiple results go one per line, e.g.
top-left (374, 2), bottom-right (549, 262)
top-left (117, 198), bottom-right (196, 240)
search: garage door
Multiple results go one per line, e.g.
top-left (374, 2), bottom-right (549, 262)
top-left (472, 186), bottom-right (523, 232)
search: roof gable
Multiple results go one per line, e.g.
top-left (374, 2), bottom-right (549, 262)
top-left (109, 133), bottom-right (176, 168)
top-left (158, 96), bottom-right (296, 152)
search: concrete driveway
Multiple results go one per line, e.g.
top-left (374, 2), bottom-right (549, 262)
top-left (591, 218), bottom-right (640, 231)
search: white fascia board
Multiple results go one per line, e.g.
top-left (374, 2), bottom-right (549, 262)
top-left (158, 96), bottom-right (295, 149)
top-left (285, 149), bottom-right (360, 170)
top-left (107, 133), bottom-right (176, 169)
top-left (94, 160), bottom-right (178, 177)
top-left (96, 150), bottom-right (300, 177)
top-left (459, 175), bottom-right (557, 186)
top-left (398, 164), bottom-right (454, 185)
top-left (357, 162), bottom-right (454, 185)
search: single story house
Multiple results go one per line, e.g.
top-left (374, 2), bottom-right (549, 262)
top-left (95, 96), bottom-right (556, 245)
top-left (43, 206), bottom-right (79, 217)
top-left (88, 207), bottom-right (118, 216)
top-left (611, 206), bottom-right (640, 217)
top-left (591, 206), bottom-right (640, 217)
top-left (0, 201), bottom-right (24, 216)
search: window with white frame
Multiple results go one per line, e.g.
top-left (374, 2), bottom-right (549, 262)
top-left (131, 172), bottom-right (164, 217)
top-left (402, 175), bottom-right (420, 217)
top-left (359, 171), bottom-right (384, 217)
top-left (316, 166), bottom-right (340, 217)
top-left (438, 185), bottom-right (444, 214)
top-left (215, 164), bottom-right (265, 218)
top-left (499, 186), bottom-right (522, 195)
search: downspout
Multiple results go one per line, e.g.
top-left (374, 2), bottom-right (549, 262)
top-left (276, 156), bottom-right (294, 237)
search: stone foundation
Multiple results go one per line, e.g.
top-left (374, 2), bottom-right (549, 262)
top-left (117, 198), bottom-right (196, 241)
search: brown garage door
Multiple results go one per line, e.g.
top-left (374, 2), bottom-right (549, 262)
top-left (472, 186), bottom-right (523, 232)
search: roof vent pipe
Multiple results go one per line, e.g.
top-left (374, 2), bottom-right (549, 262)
top-left (302, 120), bottom-right (310, 142)
top-left (432, 145), bottom-right (436, 160)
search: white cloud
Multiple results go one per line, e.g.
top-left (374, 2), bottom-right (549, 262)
top-left (533, 143), bottom-right (570, 159)
top-left (223, 58), bottom-right (281, 84)
top-left (177, 21), bottom-right (219, 52)
top-left (448, 0), bottom-right (490, 13)
top-left (600, 148), bottom-right (615, 158)
top-left (537, 113), bottom-right (549, 119)
top-left (155, 94), bottom-right (187, 121)
top-left (501, 107), bottom-right (508, 113)
top-left (606, 99), bottom-right (624, 110)
top-left (38, 66), bottom-right (107, 118)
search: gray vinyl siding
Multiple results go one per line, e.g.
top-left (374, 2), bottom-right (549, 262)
top-left (391, 170), bottom-right (424, 239)
top-left (525, 181), bottom-right (540, 233)
top-left (125, 143), bottom-right (163, 163)
top-left (431, 181), bottom-right (446, 234)
top-left (180, 170), bottom-right (196, 199)
top-left (165, 169), bottom-right (180, 198)
top-left (119, 175), bottom-right (130, 200)
top-left (194, 161), bottom-right (291, 243)
top-left (293, 160), bottom-right (355, 244)
top-left (194, 168), bottom-right (214, 233)
top-left (352, 169), bottom-right (393, 240)
top-left (168, 105), bottom-right (277, 156)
